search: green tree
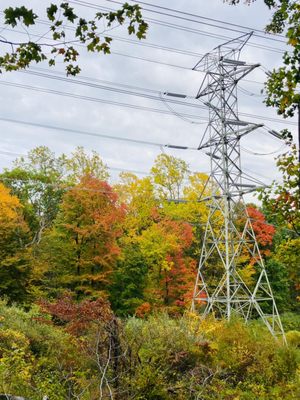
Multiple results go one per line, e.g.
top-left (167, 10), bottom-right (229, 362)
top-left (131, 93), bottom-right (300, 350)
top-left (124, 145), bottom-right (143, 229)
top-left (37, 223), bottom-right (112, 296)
top-left (265, 258), bottom-right (291, 312)
top-left (260, 1), bottom-right (300, 120)
top-left (0, 146), bottom-right (65, 243)
top-left (109, 244), bottom-right (147, 316)
top-left (0, 182), bottom-right (29, 253)
top-left (259, 144), bottom-right (300, 236)
top-left (63, 146), bottom-right (109, 183)
top-left (108, 173), bottom-right (156, 315)
top-left (0, 2), bottom-right (148, 75)
top-left (151, 153), bottom-right (189, 201)
top-left (275, 237), bottom-right (300, 306)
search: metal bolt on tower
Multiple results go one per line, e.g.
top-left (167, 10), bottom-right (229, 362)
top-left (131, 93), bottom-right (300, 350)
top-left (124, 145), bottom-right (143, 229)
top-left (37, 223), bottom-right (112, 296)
top-left (191, 33), bottom-right (285, 340)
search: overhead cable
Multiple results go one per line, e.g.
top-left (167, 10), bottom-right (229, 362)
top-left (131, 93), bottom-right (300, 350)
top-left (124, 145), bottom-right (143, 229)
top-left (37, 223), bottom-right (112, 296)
top-left (0, 119), bottom-right (282, 187)
top-left (124, 0), bottom-right (285, 39)
top-left (1, 24), bottom-right (205, 60)
top-left (70, 0), bottom-right (287, 54)
top-left (1, 79), bottom-right (296, 126)
top-left (143, 18), bottom-right (285, 54)
top-left (74, 0), bottom-right (286, 44)
top-left (0, 81), bottom-right (209, 121)
top-left (0, 25), bottom-right (272, 82)
top-left (240, 143), bottom-right (287, 156)
top-left (21, 69), bottom-right (204, 110)
top-left (14, 68), bottom-right (299, 128)
top-left (0, 116), bottom-right (199, 150)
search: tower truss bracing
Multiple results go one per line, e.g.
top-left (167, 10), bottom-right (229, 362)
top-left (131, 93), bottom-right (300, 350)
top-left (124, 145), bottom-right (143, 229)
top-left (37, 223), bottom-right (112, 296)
top-left (191, 33), bottom-right (285, 341)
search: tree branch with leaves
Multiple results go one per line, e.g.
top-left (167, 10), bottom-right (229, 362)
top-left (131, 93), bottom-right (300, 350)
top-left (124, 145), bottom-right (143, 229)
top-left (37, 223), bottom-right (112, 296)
top-left (0, 2), bottom-right (148, 75)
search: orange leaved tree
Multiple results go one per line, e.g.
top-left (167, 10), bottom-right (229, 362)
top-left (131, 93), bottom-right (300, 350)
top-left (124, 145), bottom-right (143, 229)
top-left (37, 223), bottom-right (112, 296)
top-left (42, 175), bottom-right (125, 298)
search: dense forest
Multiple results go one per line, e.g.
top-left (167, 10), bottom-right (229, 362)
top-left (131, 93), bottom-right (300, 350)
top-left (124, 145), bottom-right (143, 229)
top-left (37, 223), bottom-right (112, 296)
top-left (0, 145), bottom-right (299, 399)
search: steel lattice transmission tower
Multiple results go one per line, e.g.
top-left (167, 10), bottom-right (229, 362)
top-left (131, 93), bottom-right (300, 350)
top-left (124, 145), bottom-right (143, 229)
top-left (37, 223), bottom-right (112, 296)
top-left (191, 33), bottom-right (285, 340)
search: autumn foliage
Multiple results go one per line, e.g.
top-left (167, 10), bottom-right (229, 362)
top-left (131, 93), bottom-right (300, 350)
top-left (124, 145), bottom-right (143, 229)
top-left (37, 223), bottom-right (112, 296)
top-left (59, 175), bottom-right (125, 268)
top-left (0, 146), bottom-right (298, 315)
top-left (0, 146), bottom-right (299, 399)
top-left (39, 292), bottom-right (113, 336)
top-left (247, 206), bottom-right (276, 252)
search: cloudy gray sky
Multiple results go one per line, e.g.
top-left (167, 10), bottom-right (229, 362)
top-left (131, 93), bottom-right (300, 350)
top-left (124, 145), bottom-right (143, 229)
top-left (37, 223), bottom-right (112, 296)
top-left (0, 0), bottom-right (297, 194)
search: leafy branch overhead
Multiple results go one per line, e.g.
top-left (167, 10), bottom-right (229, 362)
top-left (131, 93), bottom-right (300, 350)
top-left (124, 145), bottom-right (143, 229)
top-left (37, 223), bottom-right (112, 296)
top-left (264, 1), bottom-right (300, 118)
top-left (0, 2), bottom-right (148, 76)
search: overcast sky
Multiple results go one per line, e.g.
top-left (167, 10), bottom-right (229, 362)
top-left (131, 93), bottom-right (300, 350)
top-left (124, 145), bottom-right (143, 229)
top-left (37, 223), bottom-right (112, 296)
top-left (0, 0), bottom-right (297, 195)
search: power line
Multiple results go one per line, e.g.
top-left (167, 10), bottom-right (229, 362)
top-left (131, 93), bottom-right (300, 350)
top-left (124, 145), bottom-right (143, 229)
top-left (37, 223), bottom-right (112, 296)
top-left (0, 117), bottom-right (281, 186)
top-left (20, 69), bottom-right (203, 110)
top-left (70, 0), bottom-right (287, 53)
top-left (2, 74), bottom-right (296, 126)
top-left (159, 91), bottom-right (203, 125)
top-left (0, 24), bottom-right (205, 61)
top-left (108, 166), bottom-right (149, 175)
top-left (0, 25), bottom-right (272, 83)
top-left (28, 67), bottom-right (172, 96)
top-left (87, 3), bottom-right (285, 54)
top-left (0, 80), bottom-right (209, 121)
top-left (0, 116), bottom-right (281, 185)
top-left (115, 0), bottom-right (286, 40)
top-left (8, 1), bottom-right (281, 56)
top-left (3, 25), bottom-right (193, 70)
top-left (0, 150), bottom-right (27, 158)
top-left (75, 0), bottom-right (286, 43)
top-left (0, 11), bottom-right (293, 172)
top-left (1, 25), bottom-right (193, 70)
top-left (144, 18), bottom-right (285, 55)
top-left (100, 33), bottom-right (204, 58)
top-left (243, 167), bottom-right (274, 183)
top-left (240, 143), bottom-right (287, 156)
top-left (0, 116), bottom-right (200, 150)
top-left (238, 86), bottom-right (265, 98)
top-left (110, 49), bottom-right (190, 70)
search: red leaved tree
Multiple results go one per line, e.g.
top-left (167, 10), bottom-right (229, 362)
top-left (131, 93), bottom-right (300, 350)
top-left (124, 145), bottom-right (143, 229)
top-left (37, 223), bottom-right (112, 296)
top-left (247, 206), bottom-right (276, 256)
